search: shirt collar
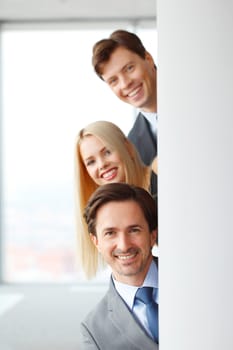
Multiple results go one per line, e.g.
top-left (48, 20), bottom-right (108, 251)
top-left (113, 259), bottom-right (158, 310)
top-left (141, 111), bottom-right (158, 134)
top-left (142, 111), bottom-right (157, 121)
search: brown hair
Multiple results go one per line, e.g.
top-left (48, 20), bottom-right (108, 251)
top-left (84, 182), bottom-right (157, 237)
top-left (92, 29), bottom-right (147, 79)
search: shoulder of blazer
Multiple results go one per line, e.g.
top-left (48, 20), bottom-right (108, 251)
top-left (81, 271), bottom-right (159, 349)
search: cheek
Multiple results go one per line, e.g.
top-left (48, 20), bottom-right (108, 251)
top-left (136, 236), bottom-right (153, 250)
top-left (112, 85), bottom-right (121, 97)
top-left (98, 242), bottom-right (112, 255)
top-left (113, 156), bottom-right (122, 164)
top-left (112, 153), bottom-right (124, 165)
top-left (86, 166), bottom-right (97, 179)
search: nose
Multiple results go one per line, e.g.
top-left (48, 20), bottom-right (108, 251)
top-left (98, 157), bottom-right (108, 171)
top-left (116, 233), bottom-right (131, 252)
top-left (119, 74), bottom-right (132, 89)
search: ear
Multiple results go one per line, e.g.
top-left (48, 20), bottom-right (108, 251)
top-left (150, 229), bottom-right (158, 247)
top-left (90, 233), bottom-right (100, 252)
top-left (145, 51), bottom-right (156, 69)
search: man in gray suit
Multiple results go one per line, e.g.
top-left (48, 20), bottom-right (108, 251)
top-left (92, 30), bottom-right (157, 197)
top-left (81, 183), bottom-right (158, 349)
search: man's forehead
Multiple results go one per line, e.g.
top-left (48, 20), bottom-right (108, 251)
top-left (96, 201), bottom-right (145, 225)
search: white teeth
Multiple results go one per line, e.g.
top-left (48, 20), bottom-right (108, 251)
top-left (102, 169), bottom-right (116, 179)
top-left (128, 87), bottom-right (140, 97)
top-left (118, 254), bottom-right (135, 260)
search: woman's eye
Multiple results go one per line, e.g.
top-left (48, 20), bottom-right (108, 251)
top-left (104, 149), bottom-right (111, 156)
top-left (86, 159), bottom-right (95, 166)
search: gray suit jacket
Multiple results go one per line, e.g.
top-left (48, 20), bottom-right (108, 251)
top-left (128, 113), bottom-right (157, 198)
top-left (80, 277), bottom-right (158, 350)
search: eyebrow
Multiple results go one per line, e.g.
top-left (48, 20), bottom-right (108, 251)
top-left (105, 61), bottom-right (135, 83)
top-left (102, 226), bottom-right (116, 232)
top-left (83, 146), bottom-right (106, 162)
top-left (101, 224), bottom-right (142, 233)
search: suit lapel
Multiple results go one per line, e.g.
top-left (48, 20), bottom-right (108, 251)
top-left (128, 113), bottom-right (157, 165)
top-left (107, 279), bottom-right (158, 350)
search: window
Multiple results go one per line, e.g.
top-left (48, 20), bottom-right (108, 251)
top-left (1, 24), bottom-right (157, 283)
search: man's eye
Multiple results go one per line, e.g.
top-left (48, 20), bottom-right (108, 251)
top-left (105, 231), bottom-right (114, 237)
top-left (126, 64), bottom-right (134, 72)
top-left (130, 227), bottom-right (140, 233)
top-left (109, 77), bottom-right (117, 85)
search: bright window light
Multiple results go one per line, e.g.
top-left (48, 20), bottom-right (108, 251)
top-left (1, 26), bottom-right (157, 283)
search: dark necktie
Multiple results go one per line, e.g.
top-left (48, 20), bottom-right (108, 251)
top-left (135, 287), bottom-right (159, 343)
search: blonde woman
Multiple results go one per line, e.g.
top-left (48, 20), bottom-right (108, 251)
top-left (74, 120), bottom-right (156, 278)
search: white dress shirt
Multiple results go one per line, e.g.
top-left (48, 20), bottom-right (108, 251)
top-left (141, 111), bottom-right (158, 136)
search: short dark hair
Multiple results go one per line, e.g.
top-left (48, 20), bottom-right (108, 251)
top-left (83, 183), bottom-right (157, 236)
top-left (92, 29), bottom-right (147, 79)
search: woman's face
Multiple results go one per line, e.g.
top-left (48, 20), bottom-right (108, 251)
top-left (79, 134), bottom-right (126, 185)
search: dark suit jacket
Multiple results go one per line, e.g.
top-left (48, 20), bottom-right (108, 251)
top-left (80, 259), bottom-right (159, 350)
top-left (128, 113), bottom-right (157, 197)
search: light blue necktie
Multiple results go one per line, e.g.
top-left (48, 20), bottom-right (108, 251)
top-left (135, 287), bottom-right (159, 343)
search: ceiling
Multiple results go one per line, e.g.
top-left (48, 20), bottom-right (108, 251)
top-left (0, 0), bottom-right (157, 22)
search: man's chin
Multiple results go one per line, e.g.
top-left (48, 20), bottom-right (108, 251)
top-left (116, 265), bottom-right (142, 277)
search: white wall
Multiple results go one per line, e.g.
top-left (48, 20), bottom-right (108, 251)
top-left (0, 0), bottom-right (156, 21)
top-left (158, 1), bottom-right (233, 349)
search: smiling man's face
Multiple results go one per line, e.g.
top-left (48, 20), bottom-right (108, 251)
top-left (101, 46), bottom-right (156, 113)
top-left (91, 200), bottom-right (157, 286)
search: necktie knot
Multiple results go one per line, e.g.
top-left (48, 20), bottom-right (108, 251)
top-left (135, 287), bottom-right (154, 305)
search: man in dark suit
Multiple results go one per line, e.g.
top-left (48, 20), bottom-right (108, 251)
top-left (92, 30), bottom-right (157, 197)
top-left (81, 183), bottom-right (158, 349)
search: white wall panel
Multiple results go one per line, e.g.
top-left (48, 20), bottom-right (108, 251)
top-left (0, 0), bottom-right (156, 21)
top-left (158, 1), bottom-right (233, 349)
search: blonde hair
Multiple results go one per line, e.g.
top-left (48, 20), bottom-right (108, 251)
top-left (74, 120), bottom-right (150, 278)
